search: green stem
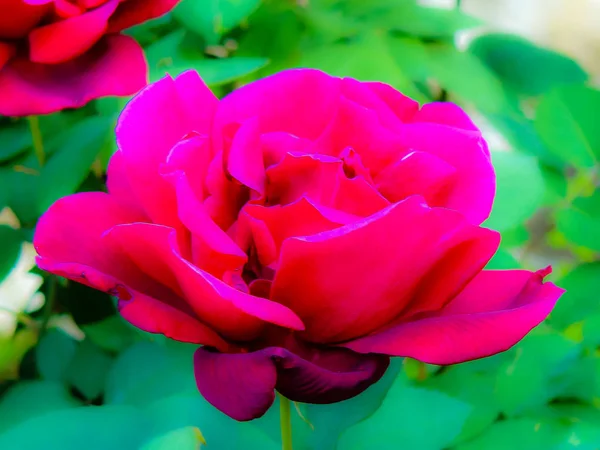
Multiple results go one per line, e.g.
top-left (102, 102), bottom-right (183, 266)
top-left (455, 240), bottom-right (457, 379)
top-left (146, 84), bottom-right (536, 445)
top-left (456, 0), bottom-right (462, 9)
top-left (27, 116), bottom-right (45, 166)
top-left (279, 394), bottom-right (293, 450)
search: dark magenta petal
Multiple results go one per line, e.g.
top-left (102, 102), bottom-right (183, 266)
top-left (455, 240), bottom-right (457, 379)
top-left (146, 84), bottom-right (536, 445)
top-left (343, 269), bottom-right (564, 364)
top-left (194, 345), bottom-right (389, 421)
top-left (0, 34), bottom-right (146, 116)
top-left (28, 0), bottom-right (118, 63)
top-left (0, 0), bottom-right (49, 39)
top-left (107, 0), bottom-right (181, 32)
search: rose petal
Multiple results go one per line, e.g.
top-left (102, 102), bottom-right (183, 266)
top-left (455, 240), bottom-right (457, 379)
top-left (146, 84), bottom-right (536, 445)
top-left (194, 345), bottom-right (389, 421)
top-left (0, 34), bottom-right (146, 116)
top-left (365, 80), bottom-right (420, 122)
top-left (107, 0), bottom-right (181, 33)
top-left (343, 269), bottom-right (564, 364)
top-left (0, 0), bottom-right (49, 39)
top-left (213, 68), bottom-right (341, 149)
top-left (106, 150), bottom-right (146, 217)
top-left (411, 102), bottom-right (482, 135)
top-left (103, 223), bottom-right (304, 340)
top-left (239, 197), bottom-right (357, 266)
top-left (115, 71), bottom-right (218, 226)
top-left (271, 196), bottom-right (499, 343)
top-left (226, 117), bottom-right (266, 195)
top-left (29, 0), bottom-right (118, 64)
top-left (37, 259), bottom-right (229, 349)
top-left (375, 151), bottom-right (457, 206)
top-left (266, 152), bottom-right (389, 216)
top-left (397, 122), bottom-right (495, 224)
top-left (0, 42), bottom-right (15, 69)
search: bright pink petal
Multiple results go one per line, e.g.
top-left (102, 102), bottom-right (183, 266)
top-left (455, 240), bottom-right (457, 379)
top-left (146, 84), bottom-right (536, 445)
top-left (0, 0), bottom-right (49, 39)
top-left (365, 80), bottom-right (420, 122)
top-left (115, 71), bottom-right (218, 226)
top-left (106, 150), bottom-right (146, 217)
top-left (266, 152), bottom-right (389, 217)
top-left (411, 102), bottom-right (482, 135)
top-left (271, 196), bottom-right (499, 344)
top-left (397, 123), bottom-right (495, 224)
top-left (29, 0), bottom-right (118, 64)
top-left (225, 117), bottom-right (266, 195)
top-left (103, 223), bottom-right (304, 340)
top-left (375, 151), bottom-right (457, 206)
top-left (194, 345), bottom-right (389, 421)
top-left (343, 269), bottom-right (564, 364)
top-left (213, 69), bottom-right (341, 149)
top-left (239, 197), bottom-right (357, 266)
top-left (107, 0), bottom-right (181, 33)
top-left (0, 34), bottom-right (146, 116)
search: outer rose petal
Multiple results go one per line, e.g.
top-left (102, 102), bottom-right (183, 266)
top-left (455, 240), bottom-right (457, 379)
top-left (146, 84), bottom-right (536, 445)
top-left (115, 71), bottom-right (218, 226)
top-left (365, 80), bottom-right (420, 122)
top-left (411, 102), bottom-right (482, 134)
top-left (0, 0), bottom-right (49, 39)
top-left (398, 122), bottom-right (495, 225)
top-left (343, 269), bottom-right (564, 364)
top-left (29, 0), bottom-right (119, 64)
top-left (103, 223), bottom-right (304, 340)
top-left (271, 196), bottom-right (499, 344)
top-left (194, 346), bottom-right (389, 421)
top-left (0, 34), bottom-right (146, 116)
top-left (36, 259), bottom-right (230, 350)
top-left (107, 0), bottom-right (181, 33)
top-left (213, 68), bottom-right (341, 146)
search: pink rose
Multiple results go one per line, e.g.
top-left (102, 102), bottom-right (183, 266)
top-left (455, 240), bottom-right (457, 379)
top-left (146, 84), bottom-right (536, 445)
top-left (0, 0), bottom-right (180, 116)
top-left (34, 69), bottom-right (563, 421)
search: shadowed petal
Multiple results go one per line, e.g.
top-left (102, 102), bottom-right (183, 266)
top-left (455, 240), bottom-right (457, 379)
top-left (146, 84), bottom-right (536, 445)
top-left (271, 196), bottom-right (499, 344)
top-left (0, 34), bottom-right (146, 116)
top-left (343, 269), bottom-right (564, 364)
top-left (107, 0), bottom-right (181, 33)
top-left (194, 345), bottom-right (389, 421)
top-left (0, 0), bottom-right (49, 39)
top-left (29, 0), bottom-right (118, 63)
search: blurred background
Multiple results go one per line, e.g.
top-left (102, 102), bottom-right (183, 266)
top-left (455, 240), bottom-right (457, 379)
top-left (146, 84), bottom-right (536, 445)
top-left (1, 0), bottom-right (600, 448)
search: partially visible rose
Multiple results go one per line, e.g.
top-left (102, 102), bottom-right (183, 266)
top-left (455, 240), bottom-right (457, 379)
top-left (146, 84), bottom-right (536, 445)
top-left (0, 0), bottom-right (179, 116)
top-left (34, 69), bottom-right (564, 421)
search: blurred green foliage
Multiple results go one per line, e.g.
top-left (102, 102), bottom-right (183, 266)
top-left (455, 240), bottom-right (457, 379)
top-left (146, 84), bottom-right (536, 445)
top-left (0, 0), bottom-right (599, 448)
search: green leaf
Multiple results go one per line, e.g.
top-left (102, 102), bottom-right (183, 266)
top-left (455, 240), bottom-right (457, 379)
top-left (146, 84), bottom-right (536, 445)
top-left (456, 418), bottom-right (569, 450)
top-left (105, 341), bottom-right (197, 406)
top-left (141, 427), bottom-right (205, 450)
top-left (494, 330), bottom-right (579, 416)
top-left (556, 191), bottom-right (600, 252)
top-left (549, 263), bottom-right (600, 329)
top-left (300, 32), bottom-right (425, 101)
top-left (174, 0), bottom-right (260, 44)
top-left (381, 2), bottom-right (481, 38)
top-left (0, 381), bottom-right (82, 433)
top-left (535, 85), bottom-right (600, 168)
top-left (469, 33), bottom-right (587, 96)
top-left (422, 366), bottom-right (499, 445)
top-left (36, 329), bottom-right (77, 382)
top-left (145, 30), bottom-right (268, 84)
top-left (0, 123), bottom-right (31, 162)
top-left (35, 116), bottom-right (112, 214)
top-left (339, 382), bottom-right (471, 450)
top-left (82, 315), bottom-right (139, 353)
top-left (484, 151), bottom-right (545, 231)
top-left (426, 44), bottom-right (510, 113)
top-left (145, 395), bottom-right (277, 450)
top-left (486, 249), bottom-right (520, 270)
top-left (65, 339), bottom-right (113, 400)
top-left (0, 405), bottom-right (150, 450)
top-left (0, 226), bottom-right (22, 282)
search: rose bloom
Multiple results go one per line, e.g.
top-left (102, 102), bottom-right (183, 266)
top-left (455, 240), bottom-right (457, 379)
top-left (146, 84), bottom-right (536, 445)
top-left (34, 69), bottom-right (564, 421)
top-left (0, 0), bottom-right (179, 116)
